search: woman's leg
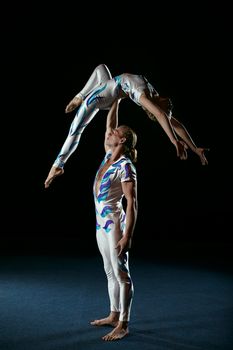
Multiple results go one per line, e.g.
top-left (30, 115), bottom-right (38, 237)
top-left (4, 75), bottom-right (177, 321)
top-left (53, 103), bottom-right (99, 168)
top-left (77, 64), bottom-right (112, 99)
top-left (44, 102), bottom-right (99, 188)
top-left (65, 64), bottom-right (112, 113)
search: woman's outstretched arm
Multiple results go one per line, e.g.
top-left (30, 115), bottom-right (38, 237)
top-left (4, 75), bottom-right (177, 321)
top-left (139, 94), bottom-right (188, 160)
top-left (170, 116), bottom-right (209, 165)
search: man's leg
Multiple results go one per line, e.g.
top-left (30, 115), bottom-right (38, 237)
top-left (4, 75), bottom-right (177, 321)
top-left (91, 229), bottom-right (120, 327)
top-left (101, 232), bottom-right (133, 341)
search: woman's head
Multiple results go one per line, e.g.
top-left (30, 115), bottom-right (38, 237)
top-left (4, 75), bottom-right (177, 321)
top-left (118, 125), bottom-right (137, 163)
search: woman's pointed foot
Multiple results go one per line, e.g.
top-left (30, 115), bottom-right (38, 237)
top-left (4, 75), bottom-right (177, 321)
top-left (44, 166), bottom-right (64, 188)
top-left (65, 96), bottom-right (83, 113)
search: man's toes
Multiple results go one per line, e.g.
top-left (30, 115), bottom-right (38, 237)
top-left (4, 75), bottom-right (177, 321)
top-left (90, 320), bottom-right (98, 325)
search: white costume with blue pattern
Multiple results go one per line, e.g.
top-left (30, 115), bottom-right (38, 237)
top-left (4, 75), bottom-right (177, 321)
top-left (94, 151), bottom-right (137, 322)
top-left (53, 64), bottom-right (157, 168)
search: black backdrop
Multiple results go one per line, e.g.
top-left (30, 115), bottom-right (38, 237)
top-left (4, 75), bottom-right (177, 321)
top-left (1, 3), bottom-right (232, 264)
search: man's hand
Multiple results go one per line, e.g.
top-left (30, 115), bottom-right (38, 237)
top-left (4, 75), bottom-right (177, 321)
top-left (115, 236), bottom-right (132, 256)
top-left (44, 166), bottom-right (64, 188)
top-left (65, 96), bottom-right (83, 114)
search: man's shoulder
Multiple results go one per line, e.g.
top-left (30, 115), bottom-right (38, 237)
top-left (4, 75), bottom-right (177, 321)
top-left (121, 157), bottom-right (137, 173)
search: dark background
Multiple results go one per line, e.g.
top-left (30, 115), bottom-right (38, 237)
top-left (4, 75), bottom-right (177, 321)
top-left (1, 3), bottom-right (232, 266)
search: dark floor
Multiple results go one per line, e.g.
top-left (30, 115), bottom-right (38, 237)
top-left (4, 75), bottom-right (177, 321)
top-left (0, 243), bottom-right (233, 350)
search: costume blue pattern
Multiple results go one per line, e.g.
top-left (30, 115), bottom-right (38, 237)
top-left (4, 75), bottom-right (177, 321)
top-left (93, 150), bottom-right (137, 322)
top-left (53, 64), bottom-right (158, 168)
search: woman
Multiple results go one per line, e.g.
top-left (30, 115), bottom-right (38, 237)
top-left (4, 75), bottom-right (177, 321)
top-left (45, 64), bottom-right (208, 188)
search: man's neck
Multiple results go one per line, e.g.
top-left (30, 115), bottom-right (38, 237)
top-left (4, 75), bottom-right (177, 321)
top-left (108, 145), bottom-right (124, 162)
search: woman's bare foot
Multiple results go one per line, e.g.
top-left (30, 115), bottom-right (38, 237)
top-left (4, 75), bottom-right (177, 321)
top-left (102, 321), bottom-right (129, 341)
top-left (90, 311), bottom-right (119, 327)
top-left (65, 96), bottom-right (83, 114)
top-left (44, 166), bottom-right (64, 188)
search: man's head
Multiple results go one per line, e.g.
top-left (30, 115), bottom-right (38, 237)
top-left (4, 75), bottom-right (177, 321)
top-left (106, 125), bottom-right (137, 162)
top-left (117, 125), bottom-right (137, 163)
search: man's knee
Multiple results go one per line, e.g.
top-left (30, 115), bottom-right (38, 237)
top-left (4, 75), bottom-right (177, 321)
top-left (104, 264), bottom-right (115, 280)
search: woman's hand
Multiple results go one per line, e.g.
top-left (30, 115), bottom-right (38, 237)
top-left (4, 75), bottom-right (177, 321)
top-left (174, 140), bottom-right (188, 160)
top-left (195, 147), bottom-right (209, 165)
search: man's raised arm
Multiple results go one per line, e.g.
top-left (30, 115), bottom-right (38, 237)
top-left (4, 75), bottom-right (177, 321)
top-left (104, 99), bottom-right (120, 152)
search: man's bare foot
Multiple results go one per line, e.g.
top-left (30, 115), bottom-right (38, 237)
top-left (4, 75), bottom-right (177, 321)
top-left (90, 311), bottom-right (119, 327)
top-left (44, 166), bottom-right (64, 188)
top-left (102, 321), bottom-right (129, 341)
top-left (65, 96), bottom-right (83, 114)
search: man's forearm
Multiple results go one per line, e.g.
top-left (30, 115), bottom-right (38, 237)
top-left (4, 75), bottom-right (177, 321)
top-left (124, 200), bottom-right (137, 240)
top-left (106, 100), bottom-right (119, 130)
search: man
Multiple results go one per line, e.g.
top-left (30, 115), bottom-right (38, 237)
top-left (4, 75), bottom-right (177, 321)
top-left (90, 99), bottom-right (138, 341)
